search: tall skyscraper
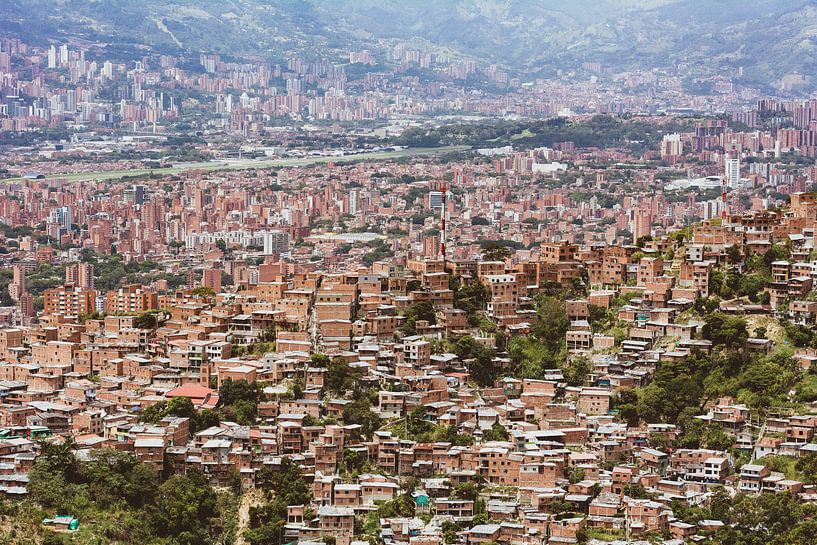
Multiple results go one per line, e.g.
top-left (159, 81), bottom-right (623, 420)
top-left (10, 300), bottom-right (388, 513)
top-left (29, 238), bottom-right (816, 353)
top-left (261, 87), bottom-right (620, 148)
top-left (725, 156), bottom-right (741, 188)
top-left (202, 269), bottom-right (222, 293)
top-left (47, 45), bottom-right (57, 68)
top-left (633, 209), bottom-right (653, 241)
top-left (50, 206), bottom-right (72, 232)
top-left (124, 184), bottom-right (146, 205)
top-left (725, 141), bottom-right (741, 188)
top-left (660, 133), bottom-right (683, 159)
top-left (263, 230), bottom-right (290, 255)
top-left (10, 264), bottom-right (26, 301)
top-left (18, 292), bottom-right (34, 318)
top-left (66, 263), bottom-right (95, 289)
top-left (187, 270), bottom-right (197, 289)
top-left (429, 191), bottom-right (444, 211)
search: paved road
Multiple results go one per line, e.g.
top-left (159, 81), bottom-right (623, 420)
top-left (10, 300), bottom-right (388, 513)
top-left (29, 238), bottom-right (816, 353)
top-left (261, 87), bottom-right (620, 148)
top-left (5, 146), bottom-right (469, 183)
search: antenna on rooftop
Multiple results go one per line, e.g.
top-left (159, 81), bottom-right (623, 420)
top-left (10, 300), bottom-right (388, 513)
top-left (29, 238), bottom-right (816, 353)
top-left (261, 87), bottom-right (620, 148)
top-left (440, 181), bottom-right (448, 270)
top-left (721, 175), bottom-right (728, 221)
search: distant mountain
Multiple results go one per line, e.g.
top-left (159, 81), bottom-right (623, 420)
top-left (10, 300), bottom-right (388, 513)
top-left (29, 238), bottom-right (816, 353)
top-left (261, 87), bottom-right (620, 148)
top-left (3, 0), bottom-right (817, 91)
top-left (0, 0), bottom-right (340, 60)
top-left (319, 0), bottom-right (817, 90)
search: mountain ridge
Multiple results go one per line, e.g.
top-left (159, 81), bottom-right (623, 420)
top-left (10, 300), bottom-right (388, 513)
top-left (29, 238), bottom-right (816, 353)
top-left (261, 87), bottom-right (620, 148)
top-left (2, 0), bottom-right (817, 91)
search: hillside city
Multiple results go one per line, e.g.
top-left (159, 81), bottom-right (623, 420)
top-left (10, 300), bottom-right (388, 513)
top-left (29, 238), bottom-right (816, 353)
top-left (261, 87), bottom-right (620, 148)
top-left (3, 7), bottom-right (817, 545)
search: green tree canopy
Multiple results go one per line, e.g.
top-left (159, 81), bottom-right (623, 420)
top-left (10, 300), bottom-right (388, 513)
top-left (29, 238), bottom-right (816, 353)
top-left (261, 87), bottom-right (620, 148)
top-left (702, 313), bottom-right (748, 349)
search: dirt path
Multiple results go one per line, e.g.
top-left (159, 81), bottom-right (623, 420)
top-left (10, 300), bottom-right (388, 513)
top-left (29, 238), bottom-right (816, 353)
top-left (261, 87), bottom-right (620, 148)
top-left (235, 489), bottom-right (264, 545)
top-left (745, 314), bottom-right (786, 345)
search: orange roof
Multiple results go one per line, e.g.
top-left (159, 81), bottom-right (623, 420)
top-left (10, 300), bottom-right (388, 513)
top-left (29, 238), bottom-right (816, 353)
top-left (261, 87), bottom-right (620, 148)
top-left (200, 393), bottom-right (219, 410)
top-left (166, 384), bottom-right (215, 401)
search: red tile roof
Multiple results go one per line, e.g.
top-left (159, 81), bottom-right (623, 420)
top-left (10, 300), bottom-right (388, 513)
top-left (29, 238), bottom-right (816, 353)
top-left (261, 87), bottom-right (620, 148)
top-left (166, 384), bottom-right (215, 405)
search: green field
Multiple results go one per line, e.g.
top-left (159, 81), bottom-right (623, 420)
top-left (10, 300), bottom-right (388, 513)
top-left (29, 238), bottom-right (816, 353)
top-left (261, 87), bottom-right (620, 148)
top-left (6, 146), bottom-right (469, 183)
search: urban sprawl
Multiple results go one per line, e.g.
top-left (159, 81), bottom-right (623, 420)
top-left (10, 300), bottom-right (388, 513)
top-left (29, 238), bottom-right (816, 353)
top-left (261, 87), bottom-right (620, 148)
top-left (2, 35), bottom-right (817, 545)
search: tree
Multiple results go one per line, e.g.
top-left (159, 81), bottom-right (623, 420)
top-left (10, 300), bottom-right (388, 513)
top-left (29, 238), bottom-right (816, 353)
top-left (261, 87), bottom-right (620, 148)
top-left (563, 355), bottom-right (591, 387)
top-left (454, 335), bottom-right (497, 386)
top-left (219, 378), bottom-right (260, 406)
top-left (623, 484), bottom-right (652, 499)
top-left (248, 458), bottom-right (312, 545)
top-left (694, 296), bottom-right (721, 315)
top-left (508, 294), bottom-right (570, 378)
top-left (441, 520), bottom-right (463, 544)
top-left (482, 423), bottom-right (509, 442)
top-left (588, 304), bottom-right (610, 331)
top-left (191, 286), bottom-right (215, 298)
top-left (531, 295), bottom-right (569, 351)
top-left (613, 389), bottom-right (640, 426)
top-left (228, 398), bottom-right (259, 425)
top-left (509, 336), bottom-right (560, 379)
top-left (255, 457), bottom-right (310, 504)
top-left (647, 432), bottom-right (671, 451)
top-left (342, 395), bottom-right (381, 439)
top-left (27, 444), bottom-right (235, 544)
top-left (218, 379), bottom-right (261, 425)
top-left (191, 409), bottom-right (221, 433)
top-left (406, 406), bottom-right (434, 437)
top-left (134, 311), bottom-right (159, 330)
top-left (451, 277), bottom-right (489, 327)
top-left (451, 481), bottom-right (481, 502)
top-left (401, 300), bottom-right (437, 335)
top-left (141, 396), bottom-right (220, 433)
top-left (677, 420), bottom-right (734, 450)
top-left (727, 245), bottom-right (742, 264)
top-left (27, 441), bottom-right (83, 511)
top-left (721, 491), bottom-right (813, 545)
top-left (782, 319), bottom-right (817, 347)
top-left (708, 486), bottom-right (731, 522)
top-left (702, 313), bottom-right (748, 349)
top-left (634, 355), bottom-right (710, 424)
top-left (482, 244), bottom-right (512, 262)
top-left (341, 448), bottom-right (367, 475)
top-left (82, 449), bottom-right (158, 509)
top-left (324, 356), bottom-right (365, 395)
top-left (150, 469), bottom-right (218, 545)
top-left (141, 396), bottom-right (195, 423)
top-left (795, 453), bottom-right (817, 485)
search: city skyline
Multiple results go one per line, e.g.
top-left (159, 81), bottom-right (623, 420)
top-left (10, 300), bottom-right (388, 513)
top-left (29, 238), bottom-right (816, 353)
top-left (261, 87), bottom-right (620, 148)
top-left (0, 3), bottom-right (816, 545)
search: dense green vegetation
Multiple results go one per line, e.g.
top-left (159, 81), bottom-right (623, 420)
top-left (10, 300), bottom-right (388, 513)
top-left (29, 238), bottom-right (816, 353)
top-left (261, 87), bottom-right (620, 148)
top-left (395, 116), bottom-right (689, 153)
top-left (245, 458), bottom-right (311, 545)
top-left (218, 379), bottom-right (262, 425)
top-left (141, 380), bottom-right (261, 429)
top-left (708, 244), bottom-right (789, 304)
top-left (400, 300), bottom-right (437, 335)
top-left (450, 276), bottom-right (488, 328)
top-left (140, 396), bottom-right (220, 434)
top-left (454, 335), bottom-right (498, 387)
top-left (314, 354), bottom-right (366, 396)
top-left (509, 294), bottom-right (570, 378)
top-left (310, 353), bottom-right (381, 437)
top-left (361, 239), bottom-right (394, 267)
top-left (0, 252), bottom-right (182, 310)
top-left (6, 442), bottom-right (236, 545)
top-left (398, 405), bottom-right (474, 445)
top-left (673, 488), bottom-right (817, 545)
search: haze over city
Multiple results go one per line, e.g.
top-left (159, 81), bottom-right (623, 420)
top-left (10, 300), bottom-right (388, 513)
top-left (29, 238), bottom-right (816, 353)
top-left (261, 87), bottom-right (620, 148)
top-left (0, 2), bottom-right (816, 544)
